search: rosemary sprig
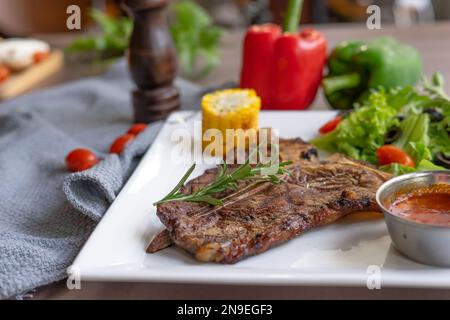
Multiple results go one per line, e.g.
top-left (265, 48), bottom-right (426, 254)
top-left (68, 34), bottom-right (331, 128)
top-left (154, 158), bottom-right (292, 206)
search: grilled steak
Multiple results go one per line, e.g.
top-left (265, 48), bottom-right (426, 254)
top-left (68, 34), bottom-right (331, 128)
top-left (153, 139), bottom-right (391, 263)
top-left (147, 138), bottom-right (315, 254)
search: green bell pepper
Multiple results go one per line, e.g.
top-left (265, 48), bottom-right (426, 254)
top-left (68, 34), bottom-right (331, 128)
top-left (322, 37), bottom-right (422, 110)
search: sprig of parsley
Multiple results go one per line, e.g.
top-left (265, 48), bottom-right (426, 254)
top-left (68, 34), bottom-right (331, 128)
top-left (170, 1), bottom-right (223, 79)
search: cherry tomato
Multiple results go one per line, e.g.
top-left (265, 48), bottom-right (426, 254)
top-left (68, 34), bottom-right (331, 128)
top-left (33, 51), bottom-right (50, 64)
top-left (110, 134), bottom-right (135, 154)
top-left (65, 148), bottom-right (99, 172)
top-left (319, 116), bottom-right (342, 134)
top-left (376, 145), bottom-right (415, 167)
top-left (127, 123), bottom-right (147, 136)
top-left (0, 64), bottom-right (10, 83)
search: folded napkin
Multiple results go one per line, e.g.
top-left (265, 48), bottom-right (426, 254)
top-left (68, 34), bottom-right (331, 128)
top-left (0, 60), bottom-right (202, 299)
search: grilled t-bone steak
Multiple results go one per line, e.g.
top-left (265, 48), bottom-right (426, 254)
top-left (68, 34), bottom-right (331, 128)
top-left (147, 138), bottom-right (316, 253)
top-left (151, 138), bottom-right (391, 263)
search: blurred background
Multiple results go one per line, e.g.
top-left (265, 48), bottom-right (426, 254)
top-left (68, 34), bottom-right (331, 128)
top-left (1, 0), bottom-right (450, 36)
top-left (1, 0), bottom-right (450, 94)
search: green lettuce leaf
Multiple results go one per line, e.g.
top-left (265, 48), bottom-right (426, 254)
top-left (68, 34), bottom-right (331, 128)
top-left (312, 89), bottom-right (400, 164)
top-left (428, 102), bottom-right (450, 158)
top-left (312, 73), bottom-right (449, 175)
top-left (416, 159), bottom-right (446, 171)
top-left (381, 160), bottom-right (445, 175)
top-left (379, 163), bottom-right (416, 176)
top-left (393, 114), bottom-right (432, 164)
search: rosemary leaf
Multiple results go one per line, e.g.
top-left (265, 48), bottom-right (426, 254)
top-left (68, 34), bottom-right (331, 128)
top-left (154, 159), bottom-right (292, 206)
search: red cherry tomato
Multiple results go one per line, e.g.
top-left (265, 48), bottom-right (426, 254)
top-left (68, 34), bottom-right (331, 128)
top-left (127, 123), bottom-right (147, 136)
top-left (33, 51), bottom-right (50, 64)
top-left (65, 148), bottom-right (99, 172)
top-left (376, 145), bottom-right (415, 167)
top-left (0, 64), bottom-right (10, 83)
top-left (110, 134), bottom-right (135, 154)
top-left (319, 116), bottom-right (342, 134)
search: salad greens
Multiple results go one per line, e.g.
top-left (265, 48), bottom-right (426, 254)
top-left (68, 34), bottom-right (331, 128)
top-left (393, 114), bottom-right (431, 164)
top-left (312, 73), bottom-right (450, 175)
top-left (312, 89), bottom-right (401, 164)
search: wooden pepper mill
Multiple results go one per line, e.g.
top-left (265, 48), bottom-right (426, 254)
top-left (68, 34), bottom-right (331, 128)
top-left (122, 0), bottom-right (180, 122)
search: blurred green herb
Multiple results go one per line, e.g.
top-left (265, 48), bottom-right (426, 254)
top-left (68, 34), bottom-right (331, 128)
top-left (170, 1), bottom-right (223, 79)
top-left (66, 3), bottom-right (222, 79)
top-left (66, 9), bottom-right (132, 59)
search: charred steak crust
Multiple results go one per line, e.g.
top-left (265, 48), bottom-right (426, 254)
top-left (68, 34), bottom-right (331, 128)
top-left (278, 138), bottom-right (318, 163)
top-left (155, 140), bottom-right (391, 264)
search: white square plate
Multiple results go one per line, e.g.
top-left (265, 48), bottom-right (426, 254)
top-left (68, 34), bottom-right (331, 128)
top-left (73, 111), bottom-right (450, 288)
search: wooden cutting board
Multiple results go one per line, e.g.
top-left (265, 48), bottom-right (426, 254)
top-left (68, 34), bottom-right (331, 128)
top-left (0, 50), bottom-right (64, 100)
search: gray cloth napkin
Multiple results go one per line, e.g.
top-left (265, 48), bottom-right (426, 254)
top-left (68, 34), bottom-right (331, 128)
top-left (0, 60), bottom-right (202, 299)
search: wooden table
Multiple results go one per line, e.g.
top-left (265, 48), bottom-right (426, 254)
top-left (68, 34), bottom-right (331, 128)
top-left (30, 22), bottom-right (450, 299)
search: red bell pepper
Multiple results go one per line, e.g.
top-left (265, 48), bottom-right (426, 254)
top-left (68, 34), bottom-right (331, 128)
top-left (240, 0), bottom-right (327, 110)
top-left (240, 24), bottom-right (281, 107)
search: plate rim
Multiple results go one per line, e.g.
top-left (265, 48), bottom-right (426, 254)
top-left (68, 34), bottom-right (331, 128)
top-left (73, 110), bottom-right (450, 288)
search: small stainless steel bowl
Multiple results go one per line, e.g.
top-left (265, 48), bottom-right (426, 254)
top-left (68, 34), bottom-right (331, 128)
top-left (376, 171), bottom-right (450, 267)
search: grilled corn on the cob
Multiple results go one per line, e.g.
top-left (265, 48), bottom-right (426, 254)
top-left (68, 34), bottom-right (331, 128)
top-left (202, 89), bottom-right (261, 155)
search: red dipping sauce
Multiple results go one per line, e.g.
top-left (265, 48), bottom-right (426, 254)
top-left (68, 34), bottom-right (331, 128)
top-left (389, 184), bottom-right (450, 226)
